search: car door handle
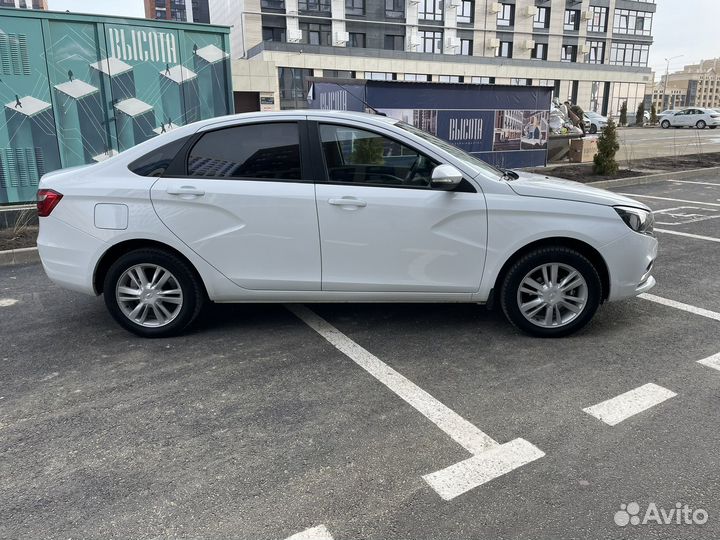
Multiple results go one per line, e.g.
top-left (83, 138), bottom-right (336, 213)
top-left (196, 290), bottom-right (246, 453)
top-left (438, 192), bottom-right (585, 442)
top-left (328, 197), bottom-right (367, 207)
top-left (166, 186), bottom-right (205, 196)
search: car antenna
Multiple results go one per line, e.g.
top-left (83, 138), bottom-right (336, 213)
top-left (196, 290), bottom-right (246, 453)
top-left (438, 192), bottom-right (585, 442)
top-left (331, 82), bottom-right (386, 116)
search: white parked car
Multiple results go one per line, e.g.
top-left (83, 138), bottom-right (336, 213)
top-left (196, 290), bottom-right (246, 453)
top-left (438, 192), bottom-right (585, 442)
top-left (659, 108), bottom-right (720, 129)
top-left (583, 111), bottom-right (608, 134)
top-left (37, 111), bottom-right (657, 338)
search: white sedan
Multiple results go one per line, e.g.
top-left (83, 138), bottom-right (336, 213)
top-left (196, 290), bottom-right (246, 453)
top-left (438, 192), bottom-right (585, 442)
top-left (583, 111), bottom-right (608, 134)
top-left (660, 108), bottom-right (720, 129)
top-left (37, 111), bottom-right (657, 338)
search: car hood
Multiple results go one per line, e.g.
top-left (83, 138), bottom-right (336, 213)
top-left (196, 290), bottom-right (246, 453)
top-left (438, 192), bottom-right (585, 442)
top-left (508, 171), bottom-right (651, 209)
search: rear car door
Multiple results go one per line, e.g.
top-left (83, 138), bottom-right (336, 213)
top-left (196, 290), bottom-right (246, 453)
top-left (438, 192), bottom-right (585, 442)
top-left (312, 122), bottom-right (487, 293)
top-left (151, 118), bottom-right (322, 291)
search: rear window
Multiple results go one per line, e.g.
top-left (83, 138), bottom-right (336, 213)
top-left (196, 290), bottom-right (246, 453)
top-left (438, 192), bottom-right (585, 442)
top-left (128, 136), bottom-right (191, 177)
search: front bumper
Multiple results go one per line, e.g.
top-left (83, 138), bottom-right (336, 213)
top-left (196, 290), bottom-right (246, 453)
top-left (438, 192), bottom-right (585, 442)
top-left (600, 231), bottom-right (658, 301)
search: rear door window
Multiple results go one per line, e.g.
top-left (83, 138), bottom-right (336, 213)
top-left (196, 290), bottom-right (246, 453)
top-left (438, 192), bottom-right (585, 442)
top-left (129, 136), bottom-right (191, 177)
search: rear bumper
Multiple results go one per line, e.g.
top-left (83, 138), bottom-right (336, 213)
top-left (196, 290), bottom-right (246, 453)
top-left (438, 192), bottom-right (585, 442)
top-left (600, 231), bottom-right (658, 301)
top-left (37, 216), bottom-right (105, 296)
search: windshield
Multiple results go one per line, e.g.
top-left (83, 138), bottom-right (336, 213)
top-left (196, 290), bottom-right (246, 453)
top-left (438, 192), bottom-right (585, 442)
top-left (396, 121), bottom-right (503, 179)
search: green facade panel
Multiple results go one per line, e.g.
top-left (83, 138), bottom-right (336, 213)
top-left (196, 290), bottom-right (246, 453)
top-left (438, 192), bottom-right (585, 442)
top-left (0, 8), bottom-right (232, 203)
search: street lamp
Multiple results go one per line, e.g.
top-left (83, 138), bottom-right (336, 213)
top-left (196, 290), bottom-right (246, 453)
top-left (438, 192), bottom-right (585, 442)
top-left (662, 55), bottom-right (684, 109)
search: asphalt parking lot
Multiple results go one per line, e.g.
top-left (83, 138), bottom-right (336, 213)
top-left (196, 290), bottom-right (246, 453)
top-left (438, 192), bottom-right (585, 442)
top-left (2, 173), bottom-right (720, 539)
top-left (617, 126), bottom-right (720, 161)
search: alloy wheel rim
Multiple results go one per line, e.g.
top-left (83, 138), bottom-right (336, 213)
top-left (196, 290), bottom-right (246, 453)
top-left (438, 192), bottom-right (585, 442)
top-left (116, 264), bottom-right (183, 328)
top-left (516, 263), bottom-right (588, 328)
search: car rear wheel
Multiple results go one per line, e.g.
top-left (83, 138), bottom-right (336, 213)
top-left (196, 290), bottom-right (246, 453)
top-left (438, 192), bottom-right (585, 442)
top-left (661, 120), bottom-right (670, 129)
top-left (104, 249), bottom-right (205, 337)
top-left (500, 247), bottom-right (602, 338)
top-left (697, 120), bottom-right (707, 129)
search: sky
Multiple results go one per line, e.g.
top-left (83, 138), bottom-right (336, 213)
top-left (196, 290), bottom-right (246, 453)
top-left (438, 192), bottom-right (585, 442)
top-left (46, 0), bottom-right (720, 79)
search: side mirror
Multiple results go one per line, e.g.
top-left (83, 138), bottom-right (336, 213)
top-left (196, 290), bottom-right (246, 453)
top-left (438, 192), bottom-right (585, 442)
top-left (431, 164), bottom-right (463, 190)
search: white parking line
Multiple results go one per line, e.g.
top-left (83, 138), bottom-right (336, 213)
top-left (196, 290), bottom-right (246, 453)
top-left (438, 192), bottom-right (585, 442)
top-left (669, 180), bottom-right (720, 187)
top-left (287, 304), bottom-right (545, 500)
top-left (0, 298), bottom-right (18, 307)
top-left (582, 383), bottom-right (677, 426)
top-left (655, 229), bottom-right (720, 243)
top-left (422, 438), bottom-right (545, 501)
top-left (285, 525), bottom-right (334, 540)
top-left (639, 293), bottom-right (720, 322)
top-left (617, 193), bottom-right (720, 207)
top-left (697, 352), bottom-right (720, 372)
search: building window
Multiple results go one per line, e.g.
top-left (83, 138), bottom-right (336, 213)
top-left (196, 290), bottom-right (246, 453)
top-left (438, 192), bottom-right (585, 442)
top-left (419, 0), bottom-right (443, 21)
top-left (497, 3), bottom-right (514, 27)
top-left (261, 0), bottom-right (285, 9)
top-left (561, 44), bottom-right (577, 63)
top-left (438, 75), bottom-right (463, 83)
top-left (457, 0), bottom-right (473, 23)
top-left (155, 9), bottom-right (166, 18)
top-left (497, 41), bottom-right (512, 58)
top-left (531, 42), bottom-right (547, 60)
top-left (323, 70), bottom-right (355, 78)
top-left (385, 0), bottom-right (404, 18)
top-left (366, 72), bottom-right (397, 81)
top-left (533, 6), bottom-right (550, 29)
top-left (587, 6), bottom-right (607, 32)
top-left (471, 76), bottom-right (495, 84)
top-left (564, 10), bottom-right (580, 31)
top-left (613, 9), bottom-right (653, 36)
top-left (262, 26), bottom-right (286, 42)
top-left (609, 42), bottom-right (649, 67)
top-left (298, 0), bottom-right (330, 13)
top-left (299, 22), bottom-right (331, 45)
top-left (419, 30), bottom-right (442, 53)
top-left (587, 40), bottom-right (605, 64)
top-left (345, 0), bottom-right (364, 16)
top-left (384, 34), bottom-right (405, 50)
top-left (460, 38), bottom-right (473, 56)
top-left (405, 74), bottom-right (431, 81)
top-left (510, 78), bottom-right (531, 86)
top-left (278, 67), bottom-right (313, 109)
top-left (349, 32), bottom-right (366, 48)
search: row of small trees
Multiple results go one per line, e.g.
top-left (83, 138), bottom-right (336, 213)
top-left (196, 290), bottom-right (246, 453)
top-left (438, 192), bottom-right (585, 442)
top-left (616, 101), bottom-right (658, 126)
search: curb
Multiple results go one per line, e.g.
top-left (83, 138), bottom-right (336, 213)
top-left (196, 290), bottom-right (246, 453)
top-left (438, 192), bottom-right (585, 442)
top-left (588, 166), bottom-right (720, 189)
top-left (0, 246), bottom-right (39, 266)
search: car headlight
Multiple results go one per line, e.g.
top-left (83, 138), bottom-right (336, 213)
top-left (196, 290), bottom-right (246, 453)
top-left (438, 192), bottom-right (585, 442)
top-left (614, 206), bottom-right (654, 236)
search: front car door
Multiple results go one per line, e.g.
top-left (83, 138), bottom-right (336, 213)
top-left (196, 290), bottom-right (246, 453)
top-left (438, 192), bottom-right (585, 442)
top-left (312, 121), bottom-right (487, 293)
top-left (151, 117), bottom-right (322, 291)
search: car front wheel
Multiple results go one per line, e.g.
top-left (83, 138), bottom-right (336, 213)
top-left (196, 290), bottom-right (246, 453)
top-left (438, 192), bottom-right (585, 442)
top-left (103, 249), bottom-right (205, 337)
top-left (661, 120), bottom-right (670, 129)
top-left (500, 247), bottom-right (602, 338)
top-left (590, 124), bottom-right (598, 134)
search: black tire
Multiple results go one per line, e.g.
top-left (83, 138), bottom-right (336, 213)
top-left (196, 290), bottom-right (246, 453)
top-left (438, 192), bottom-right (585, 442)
top-left (103, 248), bottom-right (205, 338)
top-left (661, 120), bottom-right (670, 129)
top-left (500, 247), bottom-right (602, 338)
top-left (590, 124), bottom-right (598, 134)
top-left (697, 120), bottom-right (707, 129)
top-left (710, 126), bottom-right (718, 129)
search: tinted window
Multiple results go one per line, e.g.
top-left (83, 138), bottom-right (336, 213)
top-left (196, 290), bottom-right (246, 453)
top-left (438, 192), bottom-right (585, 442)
top-left (188, 123), bottom-right (302, 180)
top-left (319, 124), bottom-right (437, 188)
top-left (128, 136), bottom-right (191, 177)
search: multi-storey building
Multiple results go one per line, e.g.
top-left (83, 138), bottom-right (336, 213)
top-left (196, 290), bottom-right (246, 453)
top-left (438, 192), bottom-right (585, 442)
top-left (145, 0), bottom-right (210, 23)
top-left (209, 0), bottom-right (656, 116)
top-left (657, 58), bottom-right (720, 111)
top-left (0, 0), bottom-right (47, 8)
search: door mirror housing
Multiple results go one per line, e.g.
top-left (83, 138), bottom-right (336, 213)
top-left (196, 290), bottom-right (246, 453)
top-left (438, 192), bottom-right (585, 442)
top-left (431, 164), bottom-right (463, 190)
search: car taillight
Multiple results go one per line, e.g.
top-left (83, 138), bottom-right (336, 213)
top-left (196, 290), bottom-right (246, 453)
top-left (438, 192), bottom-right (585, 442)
top-left (37, 189), bottom-right (63, 217)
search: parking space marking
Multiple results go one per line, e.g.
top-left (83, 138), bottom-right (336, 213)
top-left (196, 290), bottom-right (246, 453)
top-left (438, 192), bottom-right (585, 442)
top-left (669, 180), bottom-right (720, 187)
top-left (617, 193), bottom-right (720, 207)
top-left (697, 353), bottom-right (720, 372)
top-left (287, 304), bottom-right (499, 454)
top-left (422, 438), bottom-right (545, 501)
top-left (0, 298), bottom-right (18, 307)
top-left (287, 305), bottom-right (545, 500)
top-left (582, 383), bottom-right (677, 426)
top-left (655, 228), bottom-right (720, 243)
top-left (639, 293), bottom-right (720, 322)
top-left (285, 525), bottom-right (333, 540)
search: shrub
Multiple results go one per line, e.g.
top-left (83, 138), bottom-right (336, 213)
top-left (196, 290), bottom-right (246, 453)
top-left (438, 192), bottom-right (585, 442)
top-left (635, 102), bottom-right (645, 126)
top-left (619, 101), bottom-right (628, 127)
top-left (650, 104), bottom-right (658, 124)
top-left (593, 119), bottom-right (620, 176)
